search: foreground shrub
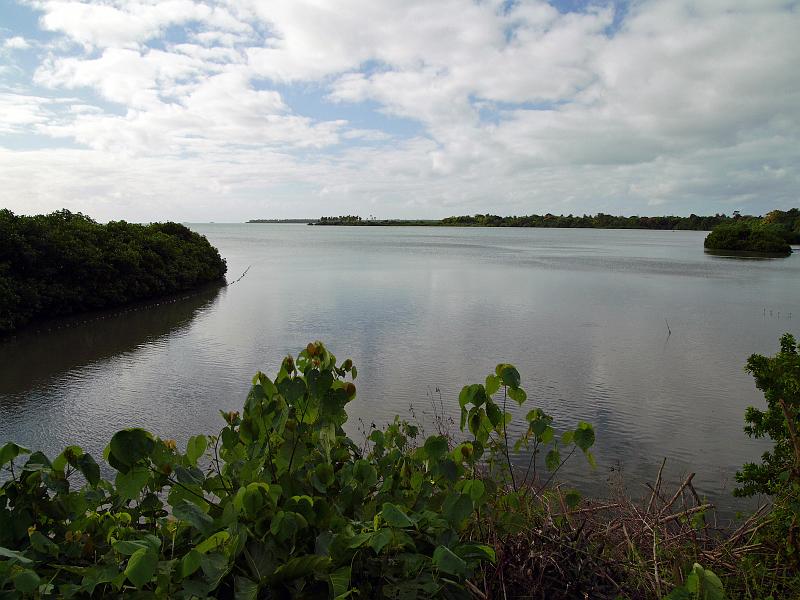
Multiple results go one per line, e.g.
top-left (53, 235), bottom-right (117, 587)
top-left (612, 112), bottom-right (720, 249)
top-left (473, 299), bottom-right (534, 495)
top-left (0, 209), bottom-right (227, 333)
top-left (0, 342), bottom-right (596, 598)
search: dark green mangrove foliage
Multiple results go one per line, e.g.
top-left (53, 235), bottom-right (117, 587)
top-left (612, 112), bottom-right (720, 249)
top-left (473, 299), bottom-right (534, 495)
top-left (703, 221), bottom-right (792, 255)
top-left (0, 209), bottom-right (227, 333)
top-left (0, 342), bottom-right (595, 598)
top-left (736, 333), bottom-right (800, 561)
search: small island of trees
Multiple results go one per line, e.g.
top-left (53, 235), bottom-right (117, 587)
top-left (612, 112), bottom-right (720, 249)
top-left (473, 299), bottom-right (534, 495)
top-left (704, 209), bottom-right (799, 256)
top-left (0, 209), bottom-right (227, 334)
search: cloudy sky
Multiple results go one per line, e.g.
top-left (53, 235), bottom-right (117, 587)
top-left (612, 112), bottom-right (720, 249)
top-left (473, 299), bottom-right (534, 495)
top-left (0, 0), bottom-right (798, 222)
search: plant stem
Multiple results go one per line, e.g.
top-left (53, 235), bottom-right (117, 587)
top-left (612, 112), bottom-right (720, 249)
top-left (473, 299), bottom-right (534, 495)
top-left (502, 387), bottom-right (517, 492)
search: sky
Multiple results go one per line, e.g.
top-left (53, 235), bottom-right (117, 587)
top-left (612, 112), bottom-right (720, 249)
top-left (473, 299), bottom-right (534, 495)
top-left (0, 0), bottom-right (798, 222)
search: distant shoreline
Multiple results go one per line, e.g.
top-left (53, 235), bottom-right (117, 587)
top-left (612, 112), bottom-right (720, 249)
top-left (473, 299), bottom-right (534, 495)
top-left (247, 212), bottom-right (744, 231)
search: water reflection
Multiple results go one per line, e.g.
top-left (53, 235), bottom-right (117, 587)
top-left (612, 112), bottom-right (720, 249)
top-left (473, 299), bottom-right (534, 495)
top-left (1, 225), bottom-right (797, 517)
top-left (0, 284), bottom-right (224, 412)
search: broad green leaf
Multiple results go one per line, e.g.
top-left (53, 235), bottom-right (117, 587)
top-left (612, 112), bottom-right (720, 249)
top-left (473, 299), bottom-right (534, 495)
top-left (508, 387), bottom-right (526, 405)
top-left (573, 422), bottom-right (595, 451)
top-left (423, 435), bottom-right (449, 460)
top-left (76, 453), bottom-right (100, 486)
top-left (381, 503), bottom-right (414, 528)
top-left (330, 565), bottom-right (351, 598)
top-left (444, 493), bottom-right (473, 526)
top-left (115, 466), bottom-right (150, 500)
top-left (235, 576), bottom-right (260, 600)
top-left (461, 479), bottom-right (485, 503)
top-left (486, 402), bottom-right (502, 427)
top-left (125, 548), bottom-right (157, 588)
top-left (30, 531), bottom-right (60, 557)
top-left (565, 490), bottom-right (582, 509)
top-left (113, 540), bottom-right (150, 556)
top-left (497, 364), bottom-right (521, 389)
top-left (186, 435), bottom-right (207, 465)
top-left (196, 531), bottom-right (230, 554)
top-left (485, 374), bottom-right (501, 396)
top-left (432, 546), bottom-right (467, 577)
top-left (459, 384), bottom-right (487, 409)
top-left (181, 549), bottom-right (202, 578)
top-left (269, 555), bottom-right (331, 583)
top-left (13, 569), bottom-right (40, 593)
top-left (454, 543), bottom-right (496, 563)
top-left (369, 528), bottom-right (393, 554)
top-left (173, 500), bottom-right (214, 535)
top-left (0, 546), bottom-right (33, 564)
top-left (109, 428), bottom-right (154, 473)
top-left (0, 442), bottom-right (30, 467)
top-left (545, 449), bottom-right (560, 471)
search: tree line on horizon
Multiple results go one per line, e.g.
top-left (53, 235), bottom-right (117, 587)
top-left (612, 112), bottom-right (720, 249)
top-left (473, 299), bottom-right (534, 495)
top-left (307, 209), bottom-right (800, 233)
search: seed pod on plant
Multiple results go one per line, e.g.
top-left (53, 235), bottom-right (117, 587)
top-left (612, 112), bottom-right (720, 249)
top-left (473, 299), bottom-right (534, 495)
top-left (344, 382), bottom-right (356, 398)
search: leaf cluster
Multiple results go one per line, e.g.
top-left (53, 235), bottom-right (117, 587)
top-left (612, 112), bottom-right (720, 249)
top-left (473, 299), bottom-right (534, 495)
top-left (5, 342), bottom-right (601, 598)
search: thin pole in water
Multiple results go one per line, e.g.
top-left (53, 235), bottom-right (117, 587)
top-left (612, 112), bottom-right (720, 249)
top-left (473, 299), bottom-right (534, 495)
top-left (665, 318), bottom-right (672, 336)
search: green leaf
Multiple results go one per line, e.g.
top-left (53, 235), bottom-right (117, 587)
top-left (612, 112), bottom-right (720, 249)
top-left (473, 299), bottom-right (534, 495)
top-left (459, 384), bottom-right (487, 409)
top-left (30, 531), bottom-right (60, 557)
top-left (0, 442), bottom-right (30, 467)
top-left (423, 435), bottom-right (449, 460)
top-left (497, 364), bottom-right (521, 389)
top-left (444, 493), bottom-right (473, 526)
top-left (486, 402), bottom-right (502, 427)
top-left (369, 528), bottom-right (393, 554)
top-left (173, 500), bottom-right (214, 535)
top-left (381, 503), bottom-right (414, 528)
top-left (109, 429), bottom-right (154, 473)
top-left (113, 540), bottom-right (149, 555)
top-left (0, 546), bottom-right (33, 564)
top-left (330, 565), bottom-right (351, 598)
top-left (508, 387), bottom-right (527, 405)
top-left (13, 569), bottom-right (40, 593)
top-left (461, 479), bottom-right (485, 503)
top-left (76, 453), bottom-right (100, 486)
top-left (565, 490), bottom-right (581, 509)
top-left (454, 543), bottom-right (496, 563)
top-left (235, 576), bottom-right (260, 600)
top-left (186, 435), bottom-right (207, 465)
top-left (181, 549), bottom-right (202, 578)
top-left (269, 555), bottom-right (331, 584)
top-left (125, 548), bottom-right (157, 588)
top-left (545, 449), bottom-right (560, 471)
top-left (115, 466), bottom-right (150, 500)
top-left (432, 546), bottom-right (468, 577)
top-left (196, 531), bottom-right (230, 554)
top-left (485, 374), bottom-right (501, 396)
top-left (573, 422), bottom-right (595, 451)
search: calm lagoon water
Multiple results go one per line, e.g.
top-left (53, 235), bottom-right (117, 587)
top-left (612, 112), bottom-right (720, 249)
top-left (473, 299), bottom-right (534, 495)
top-left (2, 225), bottom-right (799, 513)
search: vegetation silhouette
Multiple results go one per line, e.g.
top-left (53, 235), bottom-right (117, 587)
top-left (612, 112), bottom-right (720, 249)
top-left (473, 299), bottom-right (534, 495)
top-left (0, 210), bottom-right (227, 334)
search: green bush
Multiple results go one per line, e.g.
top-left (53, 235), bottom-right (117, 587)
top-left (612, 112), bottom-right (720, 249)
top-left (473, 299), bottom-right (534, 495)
top-left (703, 221), bottom-right (792, 255)
top-left (735, 334), bottom-right (800, 564)
top-left (0, 342), bottom-right (595, 598)
top-left (0, 210), bottom-right (227, 333)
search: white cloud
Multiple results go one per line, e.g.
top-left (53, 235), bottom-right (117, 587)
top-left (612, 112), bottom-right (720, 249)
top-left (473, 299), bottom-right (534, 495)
top-left (1, 0), bottom-right (798, 219)
top-left (3, 36), bottom-right (30, 49)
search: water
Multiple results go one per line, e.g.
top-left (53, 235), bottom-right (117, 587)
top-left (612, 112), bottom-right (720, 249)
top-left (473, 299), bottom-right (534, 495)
top-left (2, 225), bottom-right (798, 514)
